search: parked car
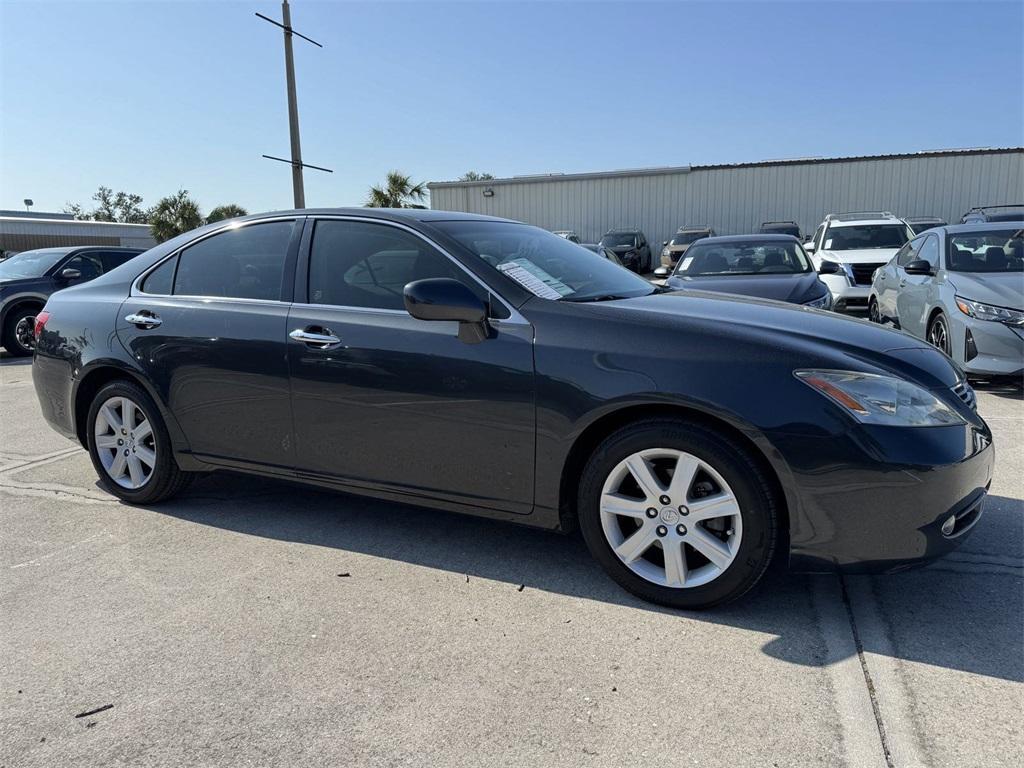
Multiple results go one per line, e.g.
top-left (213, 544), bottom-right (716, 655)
top-left (33, 209), bottom-right (991, 609)
top-left (653, 235), bottom-right (831, 308)
top-left (961, 204), bottom-right (1024, 223)
top-left (599, 228), bottom-right (652, 273)
top-left (580, 243), bottom-right (624, 266)
top-left (660, 225), bottom-right (715, 268)
top-left (0, 245), bottom-right (144, 356)
top-left (870, 222), bottom-right (1023, 378)
top-left (553, 230), bottom-right (581, 243)
top-left (758, 221), bottom-right (802, 239)
top-left (804, 211), bottom-right (913, 312)
top-left (905, 216), bottom-right (947, 234)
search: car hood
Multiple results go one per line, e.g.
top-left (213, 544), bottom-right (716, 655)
top-left (0, 276), bottom-right (43, 293)
top-left (945, 271), bottom-right (1024, 310)
top-left (815, 247), bottom-right (899, 264)
top-left (664, 272), bottom-right (825, 304)
top-left (595, 290), bottom-right (961, 388)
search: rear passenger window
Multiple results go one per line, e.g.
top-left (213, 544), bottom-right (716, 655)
top-left (98, 251), bottom-right (137, 271)
top-left (308, 220), bottom-right (484, 311)
top-left (172, 222), bottom-right (293, 300)
top-left (142, 256), bottom-right (177, 294)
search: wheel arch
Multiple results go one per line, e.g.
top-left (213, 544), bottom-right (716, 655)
top-left (1, 295), bottom-right (47, 330)
top-left (557, 403), bottom-right (794, 557)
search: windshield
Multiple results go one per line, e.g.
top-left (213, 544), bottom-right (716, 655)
top-left (600, 233), bottom-right (637, 248)
top-left (674, 241), bottom-right (812, 276)
top-left (823, 224), bottom-right (909, 250)
top-left (947, 229), bottom-right (1024, 273)
top-left (671, 232), bottom-right (707, 246)
top-left (436, 221), bottom-right (655, 302)
top-left (0, 248), bottom-right (69, 279)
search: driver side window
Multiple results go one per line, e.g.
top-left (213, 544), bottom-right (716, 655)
top-left (62, 253), bottom-right (104, 281)
top-left (897, 238), bottom-right (921, 267)
top-left (917, 235), bottom-right (939, 267)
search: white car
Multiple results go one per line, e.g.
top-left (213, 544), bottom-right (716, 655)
top-left (804, 212), bottom-right (914, 312)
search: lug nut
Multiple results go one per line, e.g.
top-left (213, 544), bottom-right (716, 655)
top-left (679, 506), bottom-right (689, 516)
top-left (676, 524), bottom-right (687, 535)
top-left (659, 495), bottom-right (671, 505)
top-left (645, 508), bottom-right (658, 518)
top-left (123, 450), bottom-right (129, 456)
top-left (656, 525), bottom-right (668, 537)
top-left (117, 439), bottom-right (123, 446)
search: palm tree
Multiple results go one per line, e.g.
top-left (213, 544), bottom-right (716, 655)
top-left (149, 190), bottom-right (203, 243)
top-left (365, 171), bottom-right (428, 208)
top-left (206, 204), bottom-right (249, 224)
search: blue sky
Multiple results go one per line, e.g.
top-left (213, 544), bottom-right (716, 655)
top-left (1, 1), bottom-right (1022, 215)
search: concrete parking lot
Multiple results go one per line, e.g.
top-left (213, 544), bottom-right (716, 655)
top-left (1, 352), bottom-right (1021, 768)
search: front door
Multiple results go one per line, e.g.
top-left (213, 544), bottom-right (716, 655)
top-left (897, 233), bottom-right (939, 338)
top-left (287, 217), bottom-right (536, 515)
top-left (116, 218), bottom-right (301, 468)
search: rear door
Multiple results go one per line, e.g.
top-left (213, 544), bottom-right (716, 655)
top-left (286, 216), bottom-right (536, 515)
top-left (117, 218), bottom-right (302, 469)
top-left (897, 234), bottom-right (938, 338)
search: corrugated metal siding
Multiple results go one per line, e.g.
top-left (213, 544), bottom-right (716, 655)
top-left (0, 217), bottom-right (156, 253)
top-left (429, 150), bottom-right (1024, 249)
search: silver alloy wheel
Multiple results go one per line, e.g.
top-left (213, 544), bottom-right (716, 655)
top-left (599, 448), bottom-right (743, 588)
top-left (929, 315), bottom-right (951, 355)
top-left (94, 396), bottom-right (156, 489)
top-left (13, 315), bottom-right (35, 352)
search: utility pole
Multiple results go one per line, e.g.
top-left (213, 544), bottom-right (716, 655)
top-left (256, 1), bottom-right (331, 209)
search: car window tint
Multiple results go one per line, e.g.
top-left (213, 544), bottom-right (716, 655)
top-left (98, 251), bottom-right (137, 271)
top-left (141, 256), bottom-right (177, 294)
top-left (173, 222), bottom-right (292, 300)
top-left (308, 220), bottom-right (484, 311)
top-left (917, 235), bottom-right (939, 267)
top-left (63, 253), bottom-right (104, 280)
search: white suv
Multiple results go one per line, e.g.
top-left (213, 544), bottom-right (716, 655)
top-left (804, 212), bottom-right (914, 312)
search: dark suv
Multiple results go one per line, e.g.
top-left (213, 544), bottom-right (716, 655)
top-left (0, 246), bottom-right (144, 355)
top-left (758, 221), bottom-right (801, 239)
top-left (598, 228), bottom-right (652, 273)
top-left (961, 205), bottom-right (1024, 223)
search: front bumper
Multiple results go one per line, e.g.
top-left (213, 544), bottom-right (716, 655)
top-left (820, 272), bottom-right (870, 311)
top-left (950, 314), bottom-right (1024, 377)
top-left (780, 419), bottom-right (994, 573)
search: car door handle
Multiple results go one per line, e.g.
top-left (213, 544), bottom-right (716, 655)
top-left (124, 312), bottom-right (162, 329)
top-left (898, 280), bottom-right (907, 288)
top-left (289, 328), bottom-right (342, 349)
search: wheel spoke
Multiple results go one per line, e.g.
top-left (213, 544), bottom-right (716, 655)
top-left (101, 403), bottom-right (122, 432)
top-left (687, 493), bottom-right (740, 522)
top-left (614, 523), bottom-right (657, 563)
top-left (687, 527), bottom-right (732, 570)
top-left (95, 434), bottom-right (119, 449)
top-left (133, 419), bottom-right (153, 441)
top-left (625, 456), bottom-right (663, 501)
top-left (600, 493), bottom-right (649, 520)
top-left (663, 540), bottom-right (687, 587)
top-left (667, 454), bottom-right (700, 500)
top-left (122, 399), bottom-right (136, 431)
top-left (135, 445), bottom-right (156, 468)
top-left (108, 451), bottom-right (128, 480)
top-left (127, 454), bottom-right (144, 486)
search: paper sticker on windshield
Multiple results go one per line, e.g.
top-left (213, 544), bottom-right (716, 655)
top-left (498, 259), bottom-right (573, 299)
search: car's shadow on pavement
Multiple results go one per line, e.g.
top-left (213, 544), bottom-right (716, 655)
top-left (970, 377), bottom-right (1023, 400)
top-left (139, 471), bottom-right (1024, 684)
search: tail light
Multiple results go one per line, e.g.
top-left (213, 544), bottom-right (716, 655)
top-left (34, 310), bottom-right (51, 339)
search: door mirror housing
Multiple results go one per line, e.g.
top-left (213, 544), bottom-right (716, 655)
top-left (58, 267), bottom-right (81, 281)
top-left (904, 259), bottom-right (934, 276)
top-left (653, 266), bottom-right (671, 278)
top-left (404, 278), bottom-right (490, 344)
top-left (662, 240), bottom-right (669, 247)
top-left (817, 260), bottom-right (843, 275)
top-left (804, 241), bottom-right (816, 253)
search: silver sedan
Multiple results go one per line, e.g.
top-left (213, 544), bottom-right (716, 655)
top-left (869, 222), bottom-right (1024, 377)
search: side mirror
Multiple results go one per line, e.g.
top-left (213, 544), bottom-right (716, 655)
top-left (904, 259), bottom-right (934, 276)
top-left (804, 241), bottom-right (816, 253)
top-left (404, 278), bottom-right (490, 344)
top-left (653, 266), bottom-right (670, 278)
top-left (662, 241), bottom-right (669, 247)
top-left (818, 261), bottom-right (843, 275)
top-left (58, 267), bottom-right (82, 281)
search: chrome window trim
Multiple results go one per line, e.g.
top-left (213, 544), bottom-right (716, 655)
top-left (304, 214), bottom-right (529, 326)
top-left (130, 215), bottom-right (301, 300)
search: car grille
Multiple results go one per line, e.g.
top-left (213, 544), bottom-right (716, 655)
top-left (952, 381), bottom-right (977, 409)
top-left (851, 263), bottom-right (885, 285)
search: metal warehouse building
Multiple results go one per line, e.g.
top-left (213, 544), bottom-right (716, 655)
top-left (427, 147), bottom-right (1023, 249)
top-left (0, 213), bottom-right (156, 256)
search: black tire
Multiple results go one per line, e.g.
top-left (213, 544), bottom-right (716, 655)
top-left (86, 379), bottom-right (193, 504)
top-left (2, 306), bottom-right (38, 356)
top-left (868, 297), bottom-right (881, 324)
top-left (577, 418), bottom-right (778, 610)
top-left (928, 312), bottom-right (952, 357)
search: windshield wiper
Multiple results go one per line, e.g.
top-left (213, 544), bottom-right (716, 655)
top-left (561, 294), bottom-right (633, 303)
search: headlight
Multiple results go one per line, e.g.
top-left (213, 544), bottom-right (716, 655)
top-left (955, 296), bottom-right (1024, 326)
top-left (803, 292), bottom-right (832, 310)
top-left (794, 370), bottom-right (965, 427)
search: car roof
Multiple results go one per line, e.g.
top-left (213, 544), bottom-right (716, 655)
top-left (239, 208), bottom-right (518, 224)
top-left (828, 218), bottom-right (904, 227)
top-left (603, 227), bottom-right (643, 233)
top-left (677, 225), bottom-right (712, 231)
top-left (940, 222), bottom-right (1024, 235)
top-left (690, 234), bottom-right (799, 244)
top-left (905, 216), bottom-right (946, 223)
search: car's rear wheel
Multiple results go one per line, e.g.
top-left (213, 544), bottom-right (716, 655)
top-left (2, 307), bottom-right (38, 356)
top-left (868, 297), bottom-right (881, 324)
top-left (928, 312), bottom-right (952, 356)
top-left (577, 419), bottom-right (778, 609)
top-left (86, 380), bottom-right (192, 504)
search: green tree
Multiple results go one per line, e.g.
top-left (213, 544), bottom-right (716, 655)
top-left (206, 204), bottom-right (248, 224)
top-left (65, 186), bottom-right (148, 223)
top-left (459, 171), bottom-right (494, 181)
top-left (149, 189), bottom-right (203, 243)
top-left (365, 171), bottom-right (428, 209)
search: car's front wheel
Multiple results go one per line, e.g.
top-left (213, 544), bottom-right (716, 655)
top-left (577, 419), bottom-right (778, 609)
top-left (868, 297), bottom-right (881, 324)
top-left (2, 306), bottom-right (38, 356)
top-left (928, 312), bottom-right (952, 357)
top-left (86, 380), bottom-right (193, 504)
